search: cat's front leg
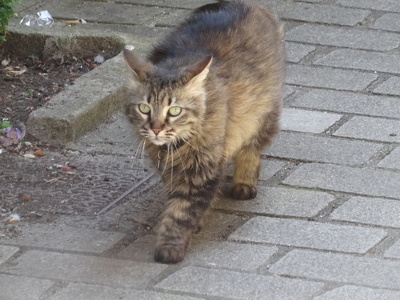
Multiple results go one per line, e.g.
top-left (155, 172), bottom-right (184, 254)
top-left (154, 176), bottom-right (219, 264)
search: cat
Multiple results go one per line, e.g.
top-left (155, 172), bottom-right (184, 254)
top-left (123, 0), bottom-right (284, 264)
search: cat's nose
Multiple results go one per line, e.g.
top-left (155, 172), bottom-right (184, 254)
top-left (152, 128), bottom-right (162, 135)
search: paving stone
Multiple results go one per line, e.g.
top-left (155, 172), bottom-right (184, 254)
top-left (316, 49), bottom-right (400, 74)
top-left (156, 266), bottom-right (325, 299)
top-left (0, 245), bottom-right (19, 265)
top-left (286, 64), bottom-right (377, 91)
top-left (186, 241), bottom-right (278, 271)
top-left (259, 159), bottom-right (286, 180)
top-left (269, 249), bottom-right (400, 289)
top-left (196, 211), bottom-right (239, 238)
top-left (2, 250), bottom-right (167, 289)
top-left (2, 224), bottom-right (125, 253)
top-left (265, 131), bottom-right (383, 165)
top-left (286, 24), bottom-right (400, 51)
top-left (283, 163), bottom-right (400, 199)
top-left (227, 159), bottom-right (285, 181)
top-left (285, 42), bottom-right (315, 63)
top-left (336, 0), bottom-right (400, 13)
top-left (0, 274), bottom-right (54, 300)
top-left (229, 217), bottom-right (387, 253)
top-left (292, 89), bottom-right (400, 119)
top-left (264, 0), bottom-right (371, 26)
top-left (374, 77), bottom-right (400, 96)
top-left (330, 196), bottom-right (400, 227)
top-left (370, 13), bottom-right (400, 32)
top-left (384, 240), bottom-right (400, 259)
top-left (116, 0), bottom-right (212, 9)
top-left (315, 285), bottom-right (400, 300)
top-left (378, 147), bottom-right (400, 170)
top-left (49, 283), bottom-right (201, 300)
top-left (284, 85), bottom-right (297, 98)
top-left (215, 186), bottom-right (335, 217)
top-left (119, 235), bottom-right (277, 271)
top-left (333, 116), bottom-right (400, 143)
top-left (280, 108), bottom-right (342, 133)
top-left (44, 1), bottom-right (160, 24)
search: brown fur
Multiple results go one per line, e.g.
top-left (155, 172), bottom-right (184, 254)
top-left (124, 0), bottom-right (284, 263)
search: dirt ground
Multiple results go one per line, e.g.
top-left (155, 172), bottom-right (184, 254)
top-left (0, 56), bottom-right (96, 128)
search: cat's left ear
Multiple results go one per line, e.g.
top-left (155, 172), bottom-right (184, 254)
top-left (185, 55), bottom-right (213, 86)
top-left (123, 49), bottom-right (153, 83)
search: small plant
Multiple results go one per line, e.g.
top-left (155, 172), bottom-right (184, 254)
top-left (0, 0), bottom-right (19, 41)
top-left (0, 119), bottom-right (11, 129)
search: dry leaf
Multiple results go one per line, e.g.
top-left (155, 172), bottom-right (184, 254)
top-left (22, 194), bottom-right (31, 201)
top-left (34, 149), bottom-right (45, 156)
top-left (5, 66), bottom-right (27, 76)
top-left (23, 153), bottom-right (36, 159)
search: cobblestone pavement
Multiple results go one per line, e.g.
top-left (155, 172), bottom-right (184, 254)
top-left (1, 0), bottom-right (400, 299)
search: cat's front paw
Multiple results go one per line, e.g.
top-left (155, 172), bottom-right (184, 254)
top-left (154, 244), bottom-right (185, 264)
top-left (231, 184), bottom-right (257, 200)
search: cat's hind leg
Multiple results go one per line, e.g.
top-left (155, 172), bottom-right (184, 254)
top-left (231, 143), bottom-right (261, 200)
top-left (231, 111), bottom-right (281, 200)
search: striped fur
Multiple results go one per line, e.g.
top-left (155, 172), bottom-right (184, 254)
top-left (124, 0), bottom-right (285, 263)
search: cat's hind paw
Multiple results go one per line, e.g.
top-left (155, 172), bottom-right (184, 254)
top-left (154, 244), bottom-right (185, 264)
top-left (231, 184), bottom-right (257, 200)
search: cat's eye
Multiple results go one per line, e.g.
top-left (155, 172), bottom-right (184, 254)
top-left (168, 106), bottom-right (182, 116)
top-left (139, 103), bottom-right (151, 114)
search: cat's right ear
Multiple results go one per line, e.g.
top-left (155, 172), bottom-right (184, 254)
top-left (123, 49), bottom-right (153, 82)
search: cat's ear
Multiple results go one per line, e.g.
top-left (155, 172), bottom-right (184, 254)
top-left (123, 49), bottom-right (153, 82)
top-left (185, 55), bottom-right (213, 86)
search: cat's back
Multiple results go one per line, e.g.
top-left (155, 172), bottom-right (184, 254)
top-left (148, 0), bottom-right (283, 67)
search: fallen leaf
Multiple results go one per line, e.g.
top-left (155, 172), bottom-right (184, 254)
top-left (23, 153), bottom-right (36, 159)
top-left (34, 149), bottom-right (45, 156)
top-left (61, 166), bottom-right (72, 172)
top-left (5, 66), bottom-right (27, 76)
top-left (22, 194), bottom-right (31, 201)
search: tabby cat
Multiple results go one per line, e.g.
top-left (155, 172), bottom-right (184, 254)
top-left (123, 0), bottom-right (284, 264)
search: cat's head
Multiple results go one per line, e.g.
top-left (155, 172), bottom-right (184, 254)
top-left (123, 49), bottom-right (212, 146)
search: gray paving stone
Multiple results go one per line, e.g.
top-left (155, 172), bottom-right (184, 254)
top-left (315, 285), bottom-right (400, 300)
top-left (45, 1), bottom-right (160, 24)
top-left (378, 147), bottom-right (400, 170)
top-left (384, 240), bottom-right (400, 259)
top-left (285, 42), bottom-right (315, 63)
top-left (265, 131), bottom-right (383, 165)
top-left (283, 163), bottom-right (400, 199)
top-left (269, 249), bottom-right (400, 289)
top-left (333, 116), bottom-right (400, 143)
top-left (264, 1), bottom-right (371, 26)
top-left (49, 283), bottom-right (201, 300)
top-left (156, 266), bottom-right (325, 299)
top-left (286, 64), bottom-right (377, 91)
top-left (2, 224), bottom-right (125, 253)
top-left (117, 0), bottom-right (212, 9)
top-left (186, 241), bottom-right (278, 271)
top-left (370, 13), bottom-right (400, 32)
top-left (374, 77), bottom-right (400, 96)
top-left (336, 0), bottom-right (400, 13)
top-left (281, 108), bottom-right (342, 133)
top-left (0, 274), bottom-right (54, 300)
top-left (286, 24), bottom-right (400, 51)
top-left (284, 85), bottom-right (297, 99)
top-left (292, 89), bottom-right (400, 119)
top-left (229, 217), bottom-right (387, 253)
top-left (215, 186), bottom-right (335, 217)
top-left (118, 235), bottom-right (278, 271)
top-left (259, 159), bottom-right (286, 180)
top-left (2, 250), bottom-right (167, 289)
top-left (227, 159), bottom-right (285, 181)
top-left (316, 49), bottom-right (400, 74)
top-left (0, 245), bottom-right (19, 265)
top-left (330, 196), bottom-right (400, 227)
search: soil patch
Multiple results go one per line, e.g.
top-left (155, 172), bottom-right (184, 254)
top-left (1, 55), bottom-right (97, 128)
